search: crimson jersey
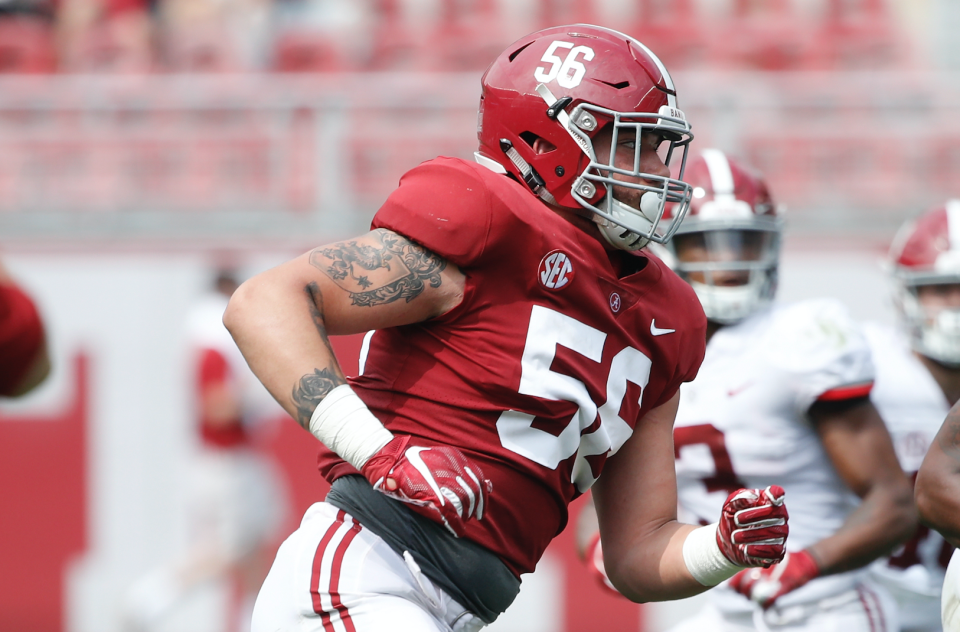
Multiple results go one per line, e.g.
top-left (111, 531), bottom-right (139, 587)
top-left (317, 157), bottom-right (706, 576)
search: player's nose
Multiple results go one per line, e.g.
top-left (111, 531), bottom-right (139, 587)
top-left (641, 150), bottom-right (670, 182)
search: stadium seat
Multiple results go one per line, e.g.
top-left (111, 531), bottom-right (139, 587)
top-left (808, 0), bottom-right (908, 70)
top-left (272, 31), bottom-right (345, 73)
top-left (0, 16), bottom-right (56, 74)
top-left (631, 0), bottom-right (710, 69)
top-left (162, 23), bottom-right (244, 73)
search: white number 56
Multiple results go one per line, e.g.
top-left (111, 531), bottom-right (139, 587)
top-left (534, 41), bottom-right (595, 89)
top-left (497, 306), bottom-right (651, 492)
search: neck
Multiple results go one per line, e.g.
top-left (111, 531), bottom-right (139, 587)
top-left (915, 351), bottom-right (960, 406)
top-left (550, 205), bottom-right (614, 250)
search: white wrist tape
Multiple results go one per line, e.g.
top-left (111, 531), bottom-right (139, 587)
top-left (308, 384), bottom-right (393, 470)
top-left (682, 523), bottom-right (741, 586)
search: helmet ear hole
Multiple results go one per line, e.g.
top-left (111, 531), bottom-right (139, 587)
top-left (523, 133), bottom-right (557, 155)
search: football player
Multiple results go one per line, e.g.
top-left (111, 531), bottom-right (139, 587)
top-left (580, 149), bottom-right (916, 632)
top-left (0, 256), bottom-right (49, 397)
top-left (224, 26), bottom-right (790, 632)
top-left (898, 201), bottom-right (960, 632)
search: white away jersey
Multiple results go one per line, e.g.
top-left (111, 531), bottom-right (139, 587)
top-left (674, 299), bottom-right (874, 611)
top-left (865, 322), bottom-right (953, 629)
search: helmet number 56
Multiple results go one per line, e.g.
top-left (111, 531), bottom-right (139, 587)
top-left (534, 41), bottom-right (595, 89)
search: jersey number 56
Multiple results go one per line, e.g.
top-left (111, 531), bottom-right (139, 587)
top-left (496, 305), bottom-right (651, 492)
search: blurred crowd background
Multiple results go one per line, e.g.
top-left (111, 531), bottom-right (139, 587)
top-left (0, 0), bottom-right (947, 74)
top-left (0, 0), bottom-right (958, 243)
top-left (2, 2), bottom-right (960, 632)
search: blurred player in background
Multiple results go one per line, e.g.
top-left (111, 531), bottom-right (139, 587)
top-left (225, 25), bottom-right (790, 632)
top-left (0, 255), bottom-right (50, 397)
top-left (123, 268), bottom-right (288, 632)
top-left (580, 148), bottom-right (915, 632)
top-left (866, 201), bottom-right (960, 632)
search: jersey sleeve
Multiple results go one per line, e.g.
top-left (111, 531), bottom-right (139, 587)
top-left (770, 299), bottom-right (875, 413)
top-left (0, 283), bottom-right (45, 396)
top-left (371, 158), bottom-right (495, 267)
top-left (650, 259), bottom-right (708, 408)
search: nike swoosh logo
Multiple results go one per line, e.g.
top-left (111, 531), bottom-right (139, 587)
top-left (405, 446), bottom-right (445, 506)
top-left (650, 319), bottom-right (676, 336)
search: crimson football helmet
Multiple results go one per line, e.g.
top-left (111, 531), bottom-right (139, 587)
top-left (477, 24), bottom-right (694, 251)
top-left (660, 149), bottom-right (782, 324)
top-left (888, 200), bottom-right (960, 365)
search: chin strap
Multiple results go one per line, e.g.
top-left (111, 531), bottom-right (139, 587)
top-left (498, 139), bottom-right (557, 206)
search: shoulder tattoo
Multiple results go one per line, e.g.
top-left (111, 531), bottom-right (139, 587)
top-left (308, 229), bottom-right (445, 307)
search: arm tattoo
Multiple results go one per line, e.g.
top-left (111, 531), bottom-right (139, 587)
top-left (291, 282), bottom-right (346, 429)
top-left (938, 409), bottom-right (960, 465)
top-left (292, 368), bottom-right (344, 429)
top-left (308, 229), bottom-right (445, 307)
top-left (304, 281), bottom-right (333, 348)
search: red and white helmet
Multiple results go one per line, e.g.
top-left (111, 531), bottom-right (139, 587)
top-left (477, 24), bottom-right (694, 251)
top-left (661, 149), bottom-right (782, 323)
top-left (889, 200), bottom-right (960, 365)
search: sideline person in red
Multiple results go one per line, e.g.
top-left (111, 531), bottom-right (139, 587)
top-left (225, 25), bottom-right (790, 631)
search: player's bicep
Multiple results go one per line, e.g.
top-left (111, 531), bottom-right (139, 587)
top-left (594, 391), bottom-right (681, 548)
top-left (809, 397), bottom-right (907, 497)
top-left (301, 228), bottom-right (465, 334)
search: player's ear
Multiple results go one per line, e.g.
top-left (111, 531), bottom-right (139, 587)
top-left (531, 137), bottom-right (557, 155)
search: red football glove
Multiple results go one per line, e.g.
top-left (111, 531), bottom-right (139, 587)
top-left (717, 485), bottom-right (789, 568)
top-left (728, 549), bottom-right (820, 609)
top-left (360, 435), bottom-right (492, 538)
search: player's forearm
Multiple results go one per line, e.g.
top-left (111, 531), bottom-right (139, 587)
top-left (604, 520), bottom-right (711, 602)
top-left (916, 450), bottom-right (960, 548)
top-left (808, 481), bottom-right (916, 575)
top-left (223, 269), bottom-right (347, 428)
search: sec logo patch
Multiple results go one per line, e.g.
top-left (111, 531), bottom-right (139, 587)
top-left (538, 250), bottom-right (574, 290)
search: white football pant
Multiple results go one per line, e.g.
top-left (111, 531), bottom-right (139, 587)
top-left (252, 502), bottom-right (485, 632)
top-left (943, 550), bottom-right (960, 632)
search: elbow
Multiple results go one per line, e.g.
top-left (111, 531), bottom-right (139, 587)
top-left (887, 477), bottom-right (920, 544)
top-left (222, 278), bottom-right (254, 340)
top-left (915, 483), bottom-right (936, 529)
top-left (915, 467), bottom-right (946, 532)
top-left (603, 566), bottom-right (648, 604)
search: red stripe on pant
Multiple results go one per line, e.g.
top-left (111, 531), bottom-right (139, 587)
top-left (857, 584), bottom-right (884, 632)
top-left (310, 509), bottom-right (363, 632)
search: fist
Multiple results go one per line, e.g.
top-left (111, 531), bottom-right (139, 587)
top-left (360, 435), bottom-right (492, 537)
top-left (729, 549), bottom-right (820, 609)
top-left (717, 485), bottom-right (789, 568)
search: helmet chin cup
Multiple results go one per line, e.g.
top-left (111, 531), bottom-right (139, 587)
top-left (689, 275), bottom-right (771, 324)
top-left (913, 303), bottom-right (960, 365)
top-left (594, 193), bottom-right (661, 251)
